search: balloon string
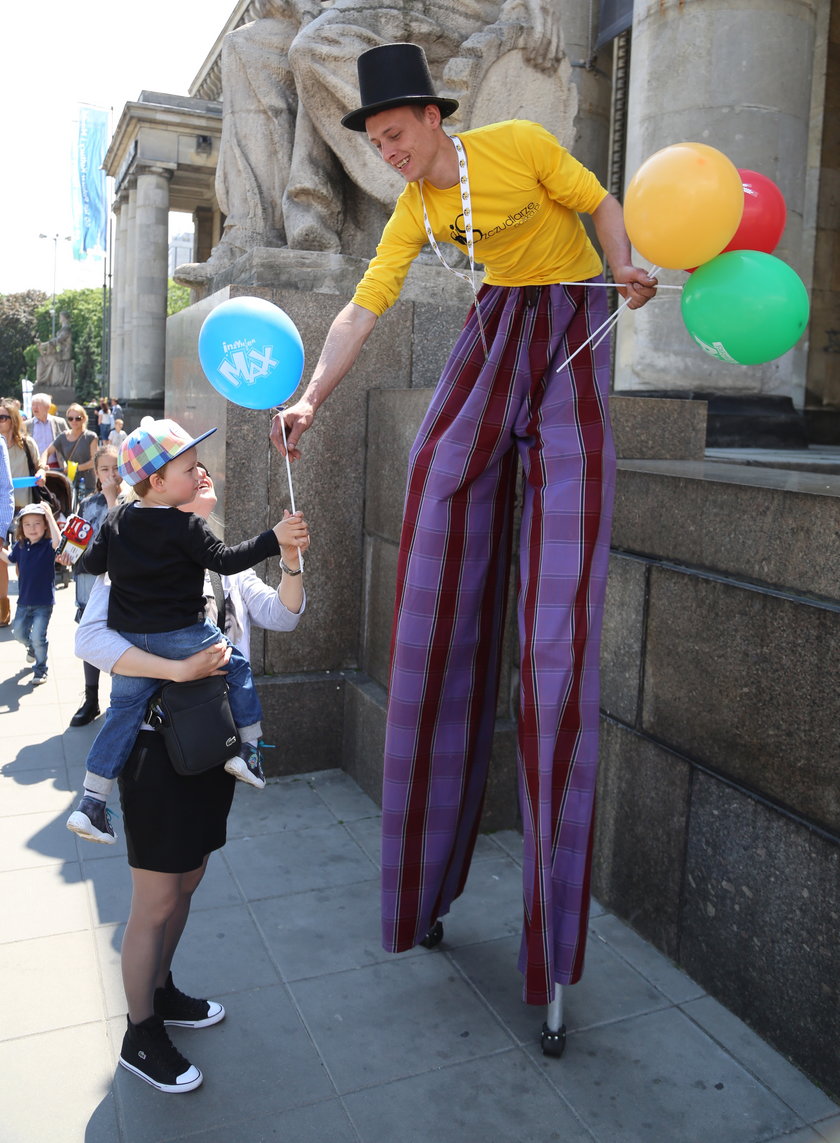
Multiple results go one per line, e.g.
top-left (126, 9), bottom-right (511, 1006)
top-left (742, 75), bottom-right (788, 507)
top-left (553, 281), bottom-right (682, 289)
top-left (278, 416), bottom-right (304, 573)
top-left (553, 265), bottom-right (662, 376)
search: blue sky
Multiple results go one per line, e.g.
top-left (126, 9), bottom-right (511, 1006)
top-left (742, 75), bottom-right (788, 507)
top-left (1, 0), bottom-right (236, 296)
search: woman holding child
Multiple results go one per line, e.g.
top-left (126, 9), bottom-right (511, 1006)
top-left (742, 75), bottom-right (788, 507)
top-left (75, 455), bottom-right (309, 1093)
top-left (66, 418), bottom-right (308, 845)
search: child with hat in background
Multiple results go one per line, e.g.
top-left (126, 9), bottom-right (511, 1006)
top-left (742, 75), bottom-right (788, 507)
top-left (1, 502), bottom-right (63, 684)
top-left (66, 417), bottom-right (309, 845)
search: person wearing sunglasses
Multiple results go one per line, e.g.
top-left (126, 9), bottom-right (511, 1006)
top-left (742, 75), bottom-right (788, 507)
top-left (40, 403), bottom-right (98, 496)
top-left (0, 399), bottom-right (47, 512)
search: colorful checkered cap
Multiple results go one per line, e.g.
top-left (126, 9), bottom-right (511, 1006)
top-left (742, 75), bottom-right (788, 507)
top-left (117, 417), bottom-right (217, 486)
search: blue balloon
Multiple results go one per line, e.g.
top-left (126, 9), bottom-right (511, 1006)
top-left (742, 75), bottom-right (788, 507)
top-left (198, 296), bottom-right (304, 410)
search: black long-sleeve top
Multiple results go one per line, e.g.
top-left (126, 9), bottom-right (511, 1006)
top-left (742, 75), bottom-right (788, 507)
top-left (80, 502), bottom-right (280, 633)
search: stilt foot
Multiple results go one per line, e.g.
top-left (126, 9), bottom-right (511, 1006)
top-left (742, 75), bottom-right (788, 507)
top-left (420, 921), bottom-right (444, 949)
top-left (540, 1022), bottom-right (567, 1058)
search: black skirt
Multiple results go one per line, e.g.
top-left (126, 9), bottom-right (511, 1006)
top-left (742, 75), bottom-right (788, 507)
top-left (118, 731), bottom-right (236, 873)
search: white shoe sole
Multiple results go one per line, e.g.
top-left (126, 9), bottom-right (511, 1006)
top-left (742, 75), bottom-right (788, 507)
top-left (119, 1056), bottom-right (203, 1093)
top-left (162, 1001), bottom-right (226, 1029)
top-left (224, 756), bottom-right (265, 789)
top-left (66, 811), bottom-right (117, 844)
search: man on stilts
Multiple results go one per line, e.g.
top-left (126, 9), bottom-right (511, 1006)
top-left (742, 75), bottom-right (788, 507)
top-left (272, 42), bottom-right (657, 1054)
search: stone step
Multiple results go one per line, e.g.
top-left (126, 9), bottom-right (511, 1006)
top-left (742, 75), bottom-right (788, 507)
top-left (613, 458), bottom-right (840, 601)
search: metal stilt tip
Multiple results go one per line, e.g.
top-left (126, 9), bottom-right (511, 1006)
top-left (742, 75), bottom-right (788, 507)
top-left (540, 1022), bottom-right (567, 1058)
top-left (420, 920), bottom-right (444, 949)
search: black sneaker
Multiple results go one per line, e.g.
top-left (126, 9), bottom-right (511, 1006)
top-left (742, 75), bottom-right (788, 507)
top-left (66, 795), bottom-right (117, 844)
top-left (119, 1014), bottom-right (203, 1093)
top-left (224, 741), bottom-right (266, 789)
top-left (154, 973), bottom-right (225, 1029)
top-left (26, 646), bottom-right (35, 664)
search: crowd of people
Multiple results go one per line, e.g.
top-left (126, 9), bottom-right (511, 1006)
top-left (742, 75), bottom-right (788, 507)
top-left (0, 393), bottom-right (137, 701)
top-left (0, 393), bottom-right (128, 634)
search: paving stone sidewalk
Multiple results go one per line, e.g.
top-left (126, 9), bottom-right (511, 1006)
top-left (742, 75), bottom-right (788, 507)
top-left (2, 579), bottom-right (838, 1143)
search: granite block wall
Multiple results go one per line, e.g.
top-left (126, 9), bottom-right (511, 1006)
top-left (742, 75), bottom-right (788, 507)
top-left (594, 463), bottom-right (840, 1099)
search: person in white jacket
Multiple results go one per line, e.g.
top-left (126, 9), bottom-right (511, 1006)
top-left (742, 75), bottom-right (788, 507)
top-left (75, 460), bottom-right (309, 1094)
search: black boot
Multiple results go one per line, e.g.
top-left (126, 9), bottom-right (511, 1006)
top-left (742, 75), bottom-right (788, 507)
top-left (70, 687), bottom-right (100, 727)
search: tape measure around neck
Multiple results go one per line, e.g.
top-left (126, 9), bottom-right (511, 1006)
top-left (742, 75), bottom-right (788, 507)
top-left (418, 134), bottom-right (488, 354)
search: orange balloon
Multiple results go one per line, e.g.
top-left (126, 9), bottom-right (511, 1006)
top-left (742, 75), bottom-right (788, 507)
top-left (624, 142), bottom-right (744, 270)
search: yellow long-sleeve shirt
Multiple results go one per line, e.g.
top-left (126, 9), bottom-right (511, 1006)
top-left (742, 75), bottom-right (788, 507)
top-left (352, 119), bottom-right (609, 317)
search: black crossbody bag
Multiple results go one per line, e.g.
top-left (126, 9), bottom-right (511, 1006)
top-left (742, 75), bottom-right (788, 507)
top-left (145, 574), bottom-right (241, 776)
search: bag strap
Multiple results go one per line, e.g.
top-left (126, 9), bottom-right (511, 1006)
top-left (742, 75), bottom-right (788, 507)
top-left (208, 570), bottom-right (226, 633)
top-left (66, 433), bottom-right (84, 463)
top-left (24, 438), bottom-right (37, 476)
top-left (146, 576), bottom-right (227, 732)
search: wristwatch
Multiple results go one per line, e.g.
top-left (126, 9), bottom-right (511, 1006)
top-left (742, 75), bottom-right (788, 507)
top-left (280, 556), bottom-right (302, 576)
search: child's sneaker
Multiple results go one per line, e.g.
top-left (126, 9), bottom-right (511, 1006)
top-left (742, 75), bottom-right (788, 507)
top-left (25, 646), bottom-right (35, 663)
top-left (153, 973), bottom-right (225, 1028)
top-left (66, 795), bottom-right (117, 844)
top-left (224, 742), bottom-right (266, 789)
top-left (119, 1014), bottom-right (202, 1093)
top-left (32, 670), bottom-right (48, 685)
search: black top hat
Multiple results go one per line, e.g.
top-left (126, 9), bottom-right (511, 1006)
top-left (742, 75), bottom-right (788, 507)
top-left (341, 43), bottom-right (459, 132)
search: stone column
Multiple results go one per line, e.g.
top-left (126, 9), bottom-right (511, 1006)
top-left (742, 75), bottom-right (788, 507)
top-left (121, 181), bottom-right (138, 399)
top-left (109, 197), bottom-right (128, 400)
top-left (614, 0), bottom-right (820, 406)
top-left (128, 164), bottom-right (173, 403)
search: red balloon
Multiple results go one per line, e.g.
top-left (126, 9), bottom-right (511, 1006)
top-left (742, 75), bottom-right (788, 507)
top-left (721, 169), bottom-right (787, 255)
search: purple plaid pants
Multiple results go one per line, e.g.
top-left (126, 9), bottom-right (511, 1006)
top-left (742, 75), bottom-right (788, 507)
top-left (381, 280), bottom-right (616, 1003)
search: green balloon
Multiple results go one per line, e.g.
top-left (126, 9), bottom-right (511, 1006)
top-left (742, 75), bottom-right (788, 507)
top-left (681, 250), bottom-right (810, 365)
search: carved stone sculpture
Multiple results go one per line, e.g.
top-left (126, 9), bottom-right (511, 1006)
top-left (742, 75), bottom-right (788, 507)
top-left (36, 311), bottom-right (76, 390)
top-left (176, 0), bottom-right (328, 285)
top-left (175, 0), bottom-right (565, 285)
top-left (286, 0), bottom-right (564, 248)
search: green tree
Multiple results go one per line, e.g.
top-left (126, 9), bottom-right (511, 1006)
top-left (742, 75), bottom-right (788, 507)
top-left (0, 290), bottom-right (48, 397)
top-left (168, 279), bottom-right (191, 317)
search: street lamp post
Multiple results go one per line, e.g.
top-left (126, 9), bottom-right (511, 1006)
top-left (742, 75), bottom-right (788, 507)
top-left (38, 232), bottom-right (72, 337)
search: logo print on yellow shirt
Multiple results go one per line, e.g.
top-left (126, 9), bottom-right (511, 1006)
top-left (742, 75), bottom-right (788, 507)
top-left (449, 202), bottom-right (540, 246)
top-left (449, 213), bottom-right (484, 248)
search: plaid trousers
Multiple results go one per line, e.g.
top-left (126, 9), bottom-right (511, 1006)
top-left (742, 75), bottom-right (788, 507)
top-left (381, 280), bottom-right (616, 1004)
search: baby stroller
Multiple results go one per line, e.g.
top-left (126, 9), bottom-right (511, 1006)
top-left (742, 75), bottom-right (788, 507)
top-left (44, 471), bottom-right (75, 589)
top-left (45, 470), bottom-right (74, 519)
